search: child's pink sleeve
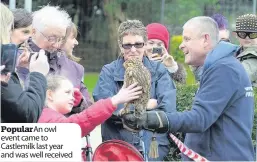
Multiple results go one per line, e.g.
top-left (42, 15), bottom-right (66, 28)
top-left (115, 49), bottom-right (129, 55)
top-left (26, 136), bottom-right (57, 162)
top-left (54, 98), bottom-right (116, 137)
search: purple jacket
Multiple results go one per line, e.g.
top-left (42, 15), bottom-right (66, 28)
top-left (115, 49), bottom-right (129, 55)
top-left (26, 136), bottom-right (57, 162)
top-left (16, 38), bottom-right (92, 110)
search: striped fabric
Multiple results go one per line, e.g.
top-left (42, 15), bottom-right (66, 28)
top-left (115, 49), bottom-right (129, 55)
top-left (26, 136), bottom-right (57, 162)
top-left (169, 133), bottom-right (210, 162)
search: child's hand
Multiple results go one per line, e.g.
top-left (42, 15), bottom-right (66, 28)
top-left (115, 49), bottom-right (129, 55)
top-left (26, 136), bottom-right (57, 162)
top-left (73, 88), bottom-right (83, 107)
top-left (111, 83), bottom-right (142, 107)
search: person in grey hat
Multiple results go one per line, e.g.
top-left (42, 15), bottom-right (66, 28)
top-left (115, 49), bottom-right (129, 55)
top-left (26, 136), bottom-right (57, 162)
top-left (234, 14), bottom-right (257, 87)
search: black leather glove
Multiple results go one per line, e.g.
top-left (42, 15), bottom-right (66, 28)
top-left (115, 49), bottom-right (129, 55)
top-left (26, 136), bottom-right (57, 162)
top-left (121, 111), bottom-right (169, 133)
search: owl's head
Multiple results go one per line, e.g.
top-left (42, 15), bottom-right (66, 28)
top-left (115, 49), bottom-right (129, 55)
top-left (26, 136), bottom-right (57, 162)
top-left (123, 58), bottom-right (142, 69)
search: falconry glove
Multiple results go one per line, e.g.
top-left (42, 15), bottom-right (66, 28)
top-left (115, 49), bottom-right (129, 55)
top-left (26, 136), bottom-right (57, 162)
top-left (121, 111), bottom-right (169, 133)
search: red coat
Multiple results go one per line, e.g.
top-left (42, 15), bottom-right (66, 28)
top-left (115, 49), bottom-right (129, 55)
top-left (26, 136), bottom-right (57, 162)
top-left (38, 98), bottom-right (116, 137)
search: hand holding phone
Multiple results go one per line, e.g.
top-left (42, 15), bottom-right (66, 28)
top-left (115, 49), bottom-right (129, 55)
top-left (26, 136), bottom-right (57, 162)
top-left (29, 49), bottom-right (49, 76)
top-left (17, 47), bottom-right (32, 68)
top-left (152, 47), bottom-right (163, 56)
top-left (149, 47), bottom-right (163, 62)
top-left (1, 44), bottom-right (18, 74)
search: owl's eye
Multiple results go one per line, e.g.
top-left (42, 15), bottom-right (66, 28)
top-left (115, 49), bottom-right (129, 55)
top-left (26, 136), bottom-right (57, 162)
top-left (128, 63), bottom-right (133, 66)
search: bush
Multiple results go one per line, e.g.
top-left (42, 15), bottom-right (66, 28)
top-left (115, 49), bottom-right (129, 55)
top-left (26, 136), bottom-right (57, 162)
top-left (170, 35), bottom-right (184, 63)
top-left (170, 35), bottom-right (196, 85)
top-left (165, 84), bottom-right (257, 161)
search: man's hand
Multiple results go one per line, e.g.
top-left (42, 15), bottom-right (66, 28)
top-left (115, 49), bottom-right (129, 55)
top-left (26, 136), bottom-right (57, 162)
top-left (29, 49), bottom-right (50, 76)
top-left (121, 111), bottom-right (147, 132)
top-left (17, 48), bottom-right (30, 68)
top-left (121, 110), bottom-right (170, 133)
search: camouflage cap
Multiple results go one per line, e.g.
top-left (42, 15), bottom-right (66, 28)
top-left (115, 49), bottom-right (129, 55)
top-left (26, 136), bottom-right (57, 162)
top-left (235, 14), bottom-right (257, 32)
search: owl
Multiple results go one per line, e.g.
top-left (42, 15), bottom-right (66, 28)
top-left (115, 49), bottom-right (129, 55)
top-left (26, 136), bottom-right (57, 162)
top-left (122, 58), bottom-right (151, 118)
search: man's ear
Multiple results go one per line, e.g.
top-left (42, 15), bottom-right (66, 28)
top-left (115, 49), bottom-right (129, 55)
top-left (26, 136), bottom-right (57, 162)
top-left (203, 33), bottom-right (211, 48)
top-left (46, 90), bottom-right (54, 102)
top-left (204, 33), bottom-right (211, 42)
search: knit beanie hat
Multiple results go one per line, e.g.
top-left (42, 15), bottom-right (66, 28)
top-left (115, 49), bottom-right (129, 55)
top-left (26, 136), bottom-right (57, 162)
top-left (146, 23), bottom-right (170, 49)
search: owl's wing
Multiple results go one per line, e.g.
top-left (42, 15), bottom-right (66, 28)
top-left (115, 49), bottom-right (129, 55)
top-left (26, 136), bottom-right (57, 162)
top-left (133, 67), bottom-right (151, 92)
top-left (124, 70), bottom-right (135, 88)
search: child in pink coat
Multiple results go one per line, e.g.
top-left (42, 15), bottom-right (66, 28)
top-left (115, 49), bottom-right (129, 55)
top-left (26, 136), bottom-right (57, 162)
top-left (38, 75), bottom-right (142, 137)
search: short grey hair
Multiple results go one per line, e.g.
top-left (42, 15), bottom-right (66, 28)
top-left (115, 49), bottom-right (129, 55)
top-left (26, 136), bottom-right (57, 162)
top-left (183, 16), bottom-right (219, 46)
top-left (118, 19), bottom-right (147, 45)
top-left (32, 5), bottom-right (71, 32)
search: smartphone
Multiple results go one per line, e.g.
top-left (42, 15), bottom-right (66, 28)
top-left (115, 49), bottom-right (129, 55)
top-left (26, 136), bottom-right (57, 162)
top-left (1, 44), bottom-right (18, 74)
top-left (152, 47), bottom-right (163, 56)
top-left (28, 52), bottom-right (38, 62)
top-left (18, 48), bottom-right (25, 53)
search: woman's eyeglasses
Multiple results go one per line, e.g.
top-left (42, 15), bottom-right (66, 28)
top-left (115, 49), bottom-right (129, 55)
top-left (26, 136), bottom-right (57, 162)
top-left (236, 32), bottom-right (257, 39)
top-left (122, 42), bottom-right (144, 49)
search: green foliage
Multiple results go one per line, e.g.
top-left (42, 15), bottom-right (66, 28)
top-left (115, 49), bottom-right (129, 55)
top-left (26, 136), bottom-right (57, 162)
top-left (170, 36), bottom-right (184, 63)
top-left (170, 35), bottom-right (196, 85)
top-left (184, 65), bottom-right (196, 85)
top-left (176, 84), bottom-right (199, 112)
top-left (83, 73), bottom-right (99, 97)
top-left (104, 0), bottom-right (161, 25)
top-left (166, 84), bottom-right (257, 161)
top-left (163, 0), bottom-right (220, 26)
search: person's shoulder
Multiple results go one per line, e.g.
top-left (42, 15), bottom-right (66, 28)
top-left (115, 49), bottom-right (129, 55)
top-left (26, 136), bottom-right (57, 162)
top-left (102, 58), bottom-right (120, 71)
top-left (38, 108), bottom-right (62, 123)
top-left (237, 46), bottom-right (257, 58)
top-left (210, 56), bottom-right (245, 80)
top-left (65, 57), bottom-right (85, 74)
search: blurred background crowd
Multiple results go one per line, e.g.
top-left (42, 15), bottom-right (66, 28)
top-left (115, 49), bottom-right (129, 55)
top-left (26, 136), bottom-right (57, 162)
top-left (2, 0), bottom-right (256, 88)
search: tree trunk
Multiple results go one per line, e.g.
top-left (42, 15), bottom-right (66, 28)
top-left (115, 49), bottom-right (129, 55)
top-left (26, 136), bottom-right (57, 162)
top-left (103, 0), bottom-right (126, 60)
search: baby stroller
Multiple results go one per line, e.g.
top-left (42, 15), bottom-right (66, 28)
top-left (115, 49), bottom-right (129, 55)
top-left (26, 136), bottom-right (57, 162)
top-left (83, 132), bottom-right (146, 162)
top-left (92, 139), bottom-right (144, 161)
top-left (81, 134), bottom-right (93, 162)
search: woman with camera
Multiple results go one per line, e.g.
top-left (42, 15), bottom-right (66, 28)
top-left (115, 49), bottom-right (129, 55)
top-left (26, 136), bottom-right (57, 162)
top-left (145, 23), bottom-right (186, 84)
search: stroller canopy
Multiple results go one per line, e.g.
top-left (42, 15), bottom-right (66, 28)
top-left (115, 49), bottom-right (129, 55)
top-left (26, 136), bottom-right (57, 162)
top-left (92, 139), bottom-right (144, 161)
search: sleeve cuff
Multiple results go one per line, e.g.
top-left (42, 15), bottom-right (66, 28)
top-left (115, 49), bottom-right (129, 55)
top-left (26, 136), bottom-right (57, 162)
top-left (16, 67), bottom-right (29, 74)
top-left (166, 62), bottom-right (178, 73)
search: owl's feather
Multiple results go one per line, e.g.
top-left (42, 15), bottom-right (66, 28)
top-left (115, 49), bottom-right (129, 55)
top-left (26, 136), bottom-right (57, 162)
top-left (123, 58), bottom-right (151, 118)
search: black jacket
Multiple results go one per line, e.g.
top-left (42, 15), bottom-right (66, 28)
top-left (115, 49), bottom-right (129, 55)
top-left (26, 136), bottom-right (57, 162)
top-left (1, 72), bottom-right (46, 123)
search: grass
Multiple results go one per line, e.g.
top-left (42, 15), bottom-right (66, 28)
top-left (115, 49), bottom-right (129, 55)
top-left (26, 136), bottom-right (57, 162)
top-left (83, 72), bottom-right (99, 97)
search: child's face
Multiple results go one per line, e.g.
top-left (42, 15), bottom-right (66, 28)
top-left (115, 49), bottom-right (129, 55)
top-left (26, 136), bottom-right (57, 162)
top-left (50, 80), bottom-right (75, 114)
